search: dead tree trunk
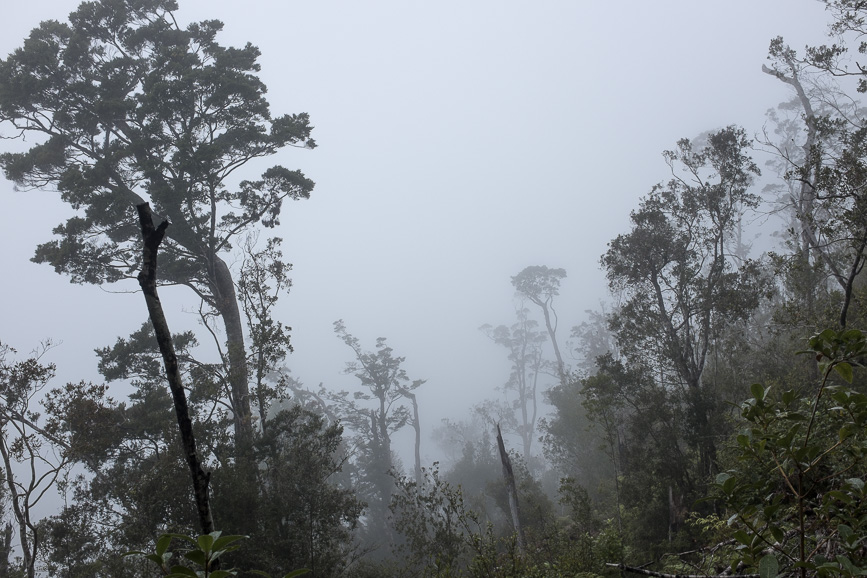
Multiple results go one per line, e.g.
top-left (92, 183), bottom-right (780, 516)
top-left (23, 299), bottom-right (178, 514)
top-left (496, 424), bottom-right (526, 555)
top-left (136, 203), bottom-right (215, 535)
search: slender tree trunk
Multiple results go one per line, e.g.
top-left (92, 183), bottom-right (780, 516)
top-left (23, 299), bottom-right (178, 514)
top-left (136, 203), bottom-right (215, 536)
top-left (496, 424), bottom-right (525, 556)
top-left (0, 428), bottom-right (35, 578)
top-left (402, 390), bottom-right (422, 484)
top-left (540, 303), bottom-right (567, 387)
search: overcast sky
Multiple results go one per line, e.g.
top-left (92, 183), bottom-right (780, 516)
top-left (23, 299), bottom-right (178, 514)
top-left (0, 0), bottom-right (832, 465)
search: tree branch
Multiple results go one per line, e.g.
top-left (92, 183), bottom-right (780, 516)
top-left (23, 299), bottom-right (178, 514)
top-left (605, 563), bottom-right (759, 578)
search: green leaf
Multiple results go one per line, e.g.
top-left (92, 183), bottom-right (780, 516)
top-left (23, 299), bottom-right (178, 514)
top-left (197, 532), bottom-right (216, 553)
top-left (838, 524), bottom-right (853, 541)
top-left (211, 534), bottom-right (246, 552)
top-left (184, 550), bottom-right (207, 567)
top-left (836, 555), bottom-right (857, 575)
top-left (733, 530), bottom-right (752, 546)
top-left (156, 534), bottom-right (173, 557)
top-left (723, 475), bottom-right (737, 496)
top-left (167, 566), bottom-right (198, 578)
top-left (208, 571), bottom-right (238, 578)
top-left (841, 329), bottom-right (863, 342)
top-left (840, 424), bottom-right (855, 442)
top-left (282, 570), bottom-right (311, 578)
top-left (825, 490), bottom-right (854, 505)
top-left (751, 383), bottom-right (766, 401)
top-left (835, 362), bottom-right (854, 383)
top-left (759, 554), bottom-right (779, 578)
top-left (144, 554), bottom-right (167, 565)
top-left (165, 533), bottom-right (199, 547)
top-left (769, 525), bottom-right (784, 544)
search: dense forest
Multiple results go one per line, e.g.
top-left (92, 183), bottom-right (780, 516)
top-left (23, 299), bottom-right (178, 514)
top-left (1, 0), bottom-right (867, 576)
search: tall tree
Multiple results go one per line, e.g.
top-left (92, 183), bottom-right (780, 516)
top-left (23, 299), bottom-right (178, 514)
top-left (602, 126), bottom-right (768, 476)
top-left (0, 0), bottom-right (315, 452)
top-left (481, 308), bottom-right (547, 462)
top-left (511, 266), bottom-right (568, 386)
top-left (332, 320), bottom-right (425, 546)
top-left (762, 16), bottom-right (867, 327)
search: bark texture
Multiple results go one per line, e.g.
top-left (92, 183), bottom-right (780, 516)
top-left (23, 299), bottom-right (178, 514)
top-left (136, 203), bottom-right (215, 535)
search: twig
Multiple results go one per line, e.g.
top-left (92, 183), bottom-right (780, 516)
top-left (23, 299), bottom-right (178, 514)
top-left (605, 563), bottom-right (760, 578)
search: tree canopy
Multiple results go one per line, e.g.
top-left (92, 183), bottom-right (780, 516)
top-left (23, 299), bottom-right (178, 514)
top-left (0, 0), bottom-right (316, 450)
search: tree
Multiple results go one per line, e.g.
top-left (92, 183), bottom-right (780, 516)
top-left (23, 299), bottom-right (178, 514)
top-left (542, 373), bottom-right (615, 514)
top-left (714, 328), bottom-right (867, 578)
top-left (602, 126), bottom-right (769, 476)
top-left (43, 330), bottom-right (205, 573)
top-left (511, 266), bottom-right (568, 387)
top-left (253, 404), bottom-right (363, 577)
top-left (0, 0), bottom-right (315, 454)
top-left (238, 234), bottom-right (295, 434)
top-left (762, 15), bottom-right (867, 328)
top-left (0, 342), bottom-right (73, 578)
top-left (480, 308), bottom-right (547, 463)
top-left (332, 320), bottom-right (426, 548)
top-left (390, 465), bottom-right (479, 577)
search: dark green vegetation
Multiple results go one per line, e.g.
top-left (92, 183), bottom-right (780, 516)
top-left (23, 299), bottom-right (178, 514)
top-left (1, 0), bottom-right (867, 576)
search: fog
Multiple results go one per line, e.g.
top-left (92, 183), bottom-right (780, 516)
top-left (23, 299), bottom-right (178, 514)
top-left (0, 0), bottom-right (829, 467)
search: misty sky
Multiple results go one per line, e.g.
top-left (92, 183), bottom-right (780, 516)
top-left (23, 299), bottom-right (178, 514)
top-left (0, 0), bottom-right (831, 465)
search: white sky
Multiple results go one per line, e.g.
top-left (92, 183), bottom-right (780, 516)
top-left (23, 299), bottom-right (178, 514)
top-left (0, 0), bottom-right (832, 466)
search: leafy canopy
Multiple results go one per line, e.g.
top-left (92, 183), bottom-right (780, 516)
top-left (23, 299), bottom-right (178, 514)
top-left (0, 0), bottom-right (315, 289)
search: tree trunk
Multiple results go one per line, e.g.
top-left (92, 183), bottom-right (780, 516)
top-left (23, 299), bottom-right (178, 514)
top-left (211, 256), bottom-right (254, 451)
top-left (0, 428), bottom-right (35, 578)
top-left (402, 389), bottom-right (422, 484)
top-left (136, 203), bottom-right (215, 536)
top-left (125, 195), bottom-right (255, 457)
top-left (496, 424), bottom-right (526, 555)
top-left (540, 303), bottom-right (567, 387)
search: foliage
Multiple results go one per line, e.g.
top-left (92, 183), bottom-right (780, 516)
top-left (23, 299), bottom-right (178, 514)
top-left (391, 462), bottom-right (616, 578)
top-left (391, 464), bottom-right (481, 576)
top-left (329, 320), bottom-right (426, 548)
top-left (239, 235), bottom-right (295, 430)
top-left (715, 328), bottom-right (867, 578)
top-left (542, 376), bottom-right (614, 508)
top-left (127, 530), bottom-right (311, 577)
top-left (481, 308), bottom-right (547, 463)
top-left (602, 127), bottom-right (767, 396)
top-left (0, 0), bottom-right (316, 453)
top-left (245, 405), bottom-right (363, 577)
top-left (0, 341), bottom-right (76, 578)
top-left (511, 266), bottom-right (568, 386)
